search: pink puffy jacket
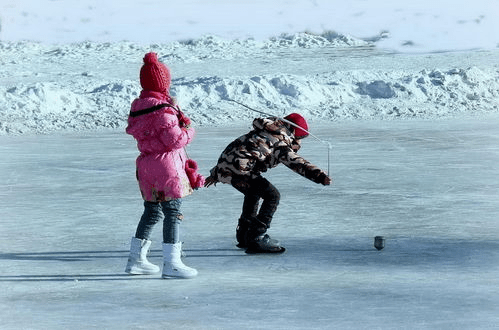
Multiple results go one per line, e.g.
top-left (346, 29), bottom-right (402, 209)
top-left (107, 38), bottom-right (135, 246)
top-left (126, 91), bottom-right (195, 202)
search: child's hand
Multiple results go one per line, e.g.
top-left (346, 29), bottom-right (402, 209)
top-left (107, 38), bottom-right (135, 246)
top-left (323, 176), bottom-right (332, 185)
top-left (204, 176), bottom-right (217, 187)
top-left (178, 112), bottom-right (191, 128)
top-left (318, 172), bottom-right (332, 185)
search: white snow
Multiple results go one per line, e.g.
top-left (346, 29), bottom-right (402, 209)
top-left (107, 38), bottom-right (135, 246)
top-left (0, 0), bottom-right (499, 329)
top-left (1, 38), bottom-right (498, 135)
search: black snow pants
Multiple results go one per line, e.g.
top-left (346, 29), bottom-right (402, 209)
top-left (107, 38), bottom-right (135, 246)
top-left (231, 175), bottom-right (280, 237)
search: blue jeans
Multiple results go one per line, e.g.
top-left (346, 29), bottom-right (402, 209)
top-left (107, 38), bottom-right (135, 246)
top-left (135, 199), bottom-right (182, 244)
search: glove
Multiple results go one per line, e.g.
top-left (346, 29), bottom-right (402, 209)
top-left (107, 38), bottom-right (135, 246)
top-left (185, 159), bottom-right (205, 189)
top-left (204, 175), bottom-right (218, 188)
top-left (317, 172), bottom-right (332, 186)
top-left (323, 175), bottom-right (332, 186)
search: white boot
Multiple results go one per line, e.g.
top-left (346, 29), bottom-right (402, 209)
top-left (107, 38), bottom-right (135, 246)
top-left (125, 237), bottom-right (160, 275)
top-left (162, 243), bottom-right (198, 279)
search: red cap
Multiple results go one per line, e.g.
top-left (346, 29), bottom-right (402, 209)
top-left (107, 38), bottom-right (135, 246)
top-left (284, 113), bottom-right (309, 137)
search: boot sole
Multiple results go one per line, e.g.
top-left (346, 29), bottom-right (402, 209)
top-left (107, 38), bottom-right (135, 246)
top-left (125, 269), bottom-right (160, 275)
top-left (245, 247), bottom-right (286, 254)
top-left (237, 238), bottom-right (280, 249)
top-left (162, 274), bottom-right (197, 279)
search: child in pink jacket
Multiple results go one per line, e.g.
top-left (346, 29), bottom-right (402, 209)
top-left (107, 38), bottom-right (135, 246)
top-left (125, 52), bottom-right (204, 279)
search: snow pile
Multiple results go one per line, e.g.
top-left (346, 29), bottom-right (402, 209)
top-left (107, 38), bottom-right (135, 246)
top-left (2, 67), bottom-right (497, 135)
top-left (0, 81), bottom-right (136, 134)
top-left (263, 32), bottom-right (373, 49)
top-left (0, 32), bottom-right (372, 63)
top-left (173, 67), bottom-right (499, 124)
top-left (0, 33), bottom-right (498, 135)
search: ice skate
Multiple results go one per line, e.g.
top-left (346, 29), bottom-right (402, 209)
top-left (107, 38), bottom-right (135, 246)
top-left (245, 234), bottom-right (285, 254)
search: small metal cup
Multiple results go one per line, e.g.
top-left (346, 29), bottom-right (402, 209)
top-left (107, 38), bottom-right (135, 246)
top-left (374, 236), bottom-right (385, 250)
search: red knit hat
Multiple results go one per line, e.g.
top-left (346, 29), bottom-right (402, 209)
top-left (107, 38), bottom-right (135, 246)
top-left (140, 52), bottom-right (171, 94)
top-left (284, 113), bottom-right (309, 137)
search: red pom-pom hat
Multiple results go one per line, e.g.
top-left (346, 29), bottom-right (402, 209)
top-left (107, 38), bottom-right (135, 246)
top-left (140, 52), bottom-right (171, 94)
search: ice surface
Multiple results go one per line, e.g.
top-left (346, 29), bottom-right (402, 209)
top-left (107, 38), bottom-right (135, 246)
top-left (1, 118), bottom-right (498, 329)
top-left (1, 0), bottom-right (499, 328)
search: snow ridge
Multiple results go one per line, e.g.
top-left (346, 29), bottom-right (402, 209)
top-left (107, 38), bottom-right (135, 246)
top-left (2, 67), bottom-right (497, 135)
top-left (0, 33), bottom-right (498, 135)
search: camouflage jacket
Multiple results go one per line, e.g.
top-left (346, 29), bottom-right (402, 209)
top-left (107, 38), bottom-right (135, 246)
top-left (207, 117), bottom-right (328, 185)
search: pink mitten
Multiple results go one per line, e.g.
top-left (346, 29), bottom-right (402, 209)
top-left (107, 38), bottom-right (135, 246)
top-left (185, 159), bottom-right (205, 189)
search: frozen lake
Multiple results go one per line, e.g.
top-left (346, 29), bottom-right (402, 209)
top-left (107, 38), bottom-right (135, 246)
top-left (1, 117), bottom-right (498, 329)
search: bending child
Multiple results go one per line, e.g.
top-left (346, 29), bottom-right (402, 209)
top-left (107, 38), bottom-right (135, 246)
top-left (205, 113), bottom-right (331, 253)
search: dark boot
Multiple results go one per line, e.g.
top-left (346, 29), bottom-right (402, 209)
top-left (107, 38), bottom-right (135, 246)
top-left (245, 233), bottom-right (285, 254)
top-left (244, 220), bottom-right (284, 254)
top-left (237, 216), bottom-right (281, 248)
top-left (236, 217), bottom-right (251, 248)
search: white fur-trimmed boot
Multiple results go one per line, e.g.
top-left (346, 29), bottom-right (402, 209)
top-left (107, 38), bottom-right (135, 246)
top-left (125, 237), bottom-right (160, 275)
top-left (162, 242), bottom-right (198, 279)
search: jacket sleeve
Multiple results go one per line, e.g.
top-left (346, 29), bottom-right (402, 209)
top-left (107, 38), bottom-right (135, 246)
top-left (277, 148), bottom-right (328, 184)
top-left (158, 111), bottom-right (195, 150)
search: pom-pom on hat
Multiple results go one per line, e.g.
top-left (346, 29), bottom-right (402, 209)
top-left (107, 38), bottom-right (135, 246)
top-left (140, 52), bottom-right (171, 94)
top-left (284, 113), bottom-right (309, 138)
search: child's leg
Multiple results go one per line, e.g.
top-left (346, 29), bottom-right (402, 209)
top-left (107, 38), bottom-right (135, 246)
top-left (254, 176), bottom-right (280, 226)
top-left (241, 194), bottom-right (260, 219)
top-left (232, 176), bottom-right (280, 234)
top-left (234, 176), bottom-right (283, 253)
top-left (126, 201), bottom-right (162, 274)
top-left (160, 198), bottom-right (198, 278)
top-left (135, 201), bottom-right (163, 240)
top-left (232, 177), bottom-right (259, 245)
top-left (236, 194), bottom-right (261, 245)
top-left (160, 199), bottom-right (183, 244)
top-left (235, 194), bottom-right (260, 247)
top-left (232, 176), bottom-right (261, 220)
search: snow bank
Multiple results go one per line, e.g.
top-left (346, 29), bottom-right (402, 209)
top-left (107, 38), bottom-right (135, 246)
top-left (173, 67), bottom-right (499, 123)
top-left (0, 33), bottom-right (498, 135)
top-left (0, 81), bottom-right (136, 134)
